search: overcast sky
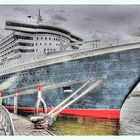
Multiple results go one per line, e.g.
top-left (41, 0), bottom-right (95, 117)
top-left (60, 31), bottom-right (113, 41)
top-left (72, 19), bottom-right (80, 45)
top-left (1, 5), bottom-right (140, 44)
top-left (0, 5), bottom-right (140, 91)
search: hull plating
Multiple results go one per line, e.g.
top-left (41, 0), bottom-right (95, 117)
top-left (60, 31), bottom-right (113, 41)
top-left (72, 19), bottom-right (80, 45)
top-left (1, 48), bottom-right (140, 118)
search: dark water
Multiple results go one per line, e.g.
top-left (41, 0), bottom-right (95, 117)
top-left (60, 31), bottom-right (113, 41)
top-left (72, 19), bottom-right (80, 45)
top-left (50, 96), bottom-right (140, 135)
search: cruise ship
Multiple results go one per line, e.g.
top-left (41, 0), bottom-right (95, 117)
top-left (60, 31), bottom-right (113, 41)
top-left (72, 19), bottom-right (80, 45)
top-left (0, 10), bottom-right (140, 119)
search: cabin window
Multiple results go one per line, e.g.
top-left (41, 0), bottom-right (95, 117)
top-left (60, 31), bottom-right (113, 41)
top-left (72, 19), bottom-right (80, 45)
top-left (44, 48), bottom-right (46, 53)
top-left (45, 37), bottom-right (47, 40)
top-left (41, 37), bottom-right (43, 40)
top-left (49, 43), bottom-right (51, 45)
top-left (49, 38), bottom-right (51, 40)
top-left (37, 37), bottom-right (39, 40)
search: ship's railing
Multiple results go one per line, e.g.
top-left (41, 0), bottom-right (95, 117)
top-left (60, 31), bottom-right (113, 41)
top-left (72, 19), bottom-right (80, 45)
top-left (0, 105), bottom-right (16, 135)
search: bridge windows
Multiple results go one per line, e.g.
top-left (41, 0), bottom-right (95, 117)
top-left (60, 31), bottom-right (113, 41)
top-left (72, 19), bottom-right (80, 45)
top-left (14, 35), bottom-right (33, 40)
top-left (15, 42), bottom-right (33, 47)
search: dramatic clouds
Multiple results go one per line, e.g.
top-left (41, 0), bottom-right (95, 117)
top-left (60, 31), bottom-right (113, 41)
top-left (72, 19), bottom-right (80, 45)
top-left (1, 5), bottom-right (140, 44)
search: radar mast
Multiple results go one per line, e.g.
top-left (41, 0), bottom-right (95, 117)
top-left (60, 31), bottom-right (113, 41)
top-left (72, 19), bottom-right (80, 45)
top-left (37, 9), bottom-right (42, 24)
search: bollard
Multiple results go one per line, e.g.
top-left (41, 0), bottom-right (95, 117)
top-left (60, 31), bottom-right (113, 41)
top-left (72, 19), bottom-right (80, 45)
top-left (34, 84), bottom-right (47, 116)
top-left (0, 90), bottom-right (2, 106)
top-left (14, 89), bottom-right (19, 114)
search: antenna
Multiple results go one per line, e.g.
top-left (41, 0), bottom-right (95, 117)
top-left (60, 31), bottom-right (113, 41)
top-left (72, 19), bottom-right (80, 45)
top-left (37, 9), bottom-right (42, 24)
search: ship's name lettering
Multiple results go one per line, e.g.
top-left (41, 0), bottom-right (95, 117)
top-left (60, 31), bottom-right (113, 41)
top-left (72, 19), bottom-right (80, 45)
top-left (71, 51), bottom-right (94, 59)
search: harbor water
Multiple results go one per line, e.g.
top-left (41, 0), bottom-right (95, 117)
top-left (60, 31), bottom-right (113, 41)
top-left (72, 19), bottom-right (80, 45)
top-left (50, 96), bottom-right (140, 135)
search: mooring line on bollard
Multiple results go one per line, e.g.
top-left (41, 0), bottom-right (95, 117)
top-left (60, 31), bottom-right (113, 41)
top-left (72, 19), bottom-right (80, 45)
top-left (30, 78), bottom-right (104, 128)
top-left (51, 79), bottom-right (103, 117)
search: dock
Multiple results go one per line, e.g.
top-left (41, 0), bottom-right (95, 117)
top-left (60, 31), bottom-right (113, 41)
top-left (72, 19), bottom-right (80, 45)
top-left (10, 113), bottom-right (54, 136)
top-left (0, 123), bottom-right (5, 135)
top-left (0, 105), bottom-right (55, 136)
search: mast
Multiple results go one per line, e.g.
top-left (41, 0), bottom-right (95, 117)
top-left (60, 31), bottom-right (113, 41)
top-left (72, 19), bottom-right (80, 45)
top-left (37, 9), bottom-right (42, 24)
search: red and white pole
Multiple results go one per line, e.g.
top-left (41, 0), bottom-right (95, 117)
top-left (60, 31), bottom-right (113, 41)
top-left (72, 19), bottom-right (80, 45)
top-left (16, 89), bottom-right (19, 97)
top-left (38, 84), bottom-right (42, 98)
top-left (14, 89), bottom-right (19, 114)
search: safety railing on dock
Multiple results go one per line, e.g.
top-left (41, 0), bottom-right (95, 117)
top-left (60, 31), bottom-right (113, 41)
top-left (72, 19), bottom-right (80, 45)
top-left (0, 105), bottom-right (16, 135)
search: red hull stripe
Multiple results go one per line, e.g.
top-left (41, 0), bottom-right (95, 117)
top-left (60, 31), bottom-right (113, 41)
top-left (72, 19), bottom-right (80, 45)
top-left (4, 106), bottom-right (120, 119)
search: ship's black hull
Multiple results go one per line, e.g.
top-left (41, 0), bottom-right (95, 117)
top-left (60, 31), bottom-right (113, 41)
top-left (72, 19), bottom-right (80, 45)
top-left (1, 48), bottom-right (140, 119)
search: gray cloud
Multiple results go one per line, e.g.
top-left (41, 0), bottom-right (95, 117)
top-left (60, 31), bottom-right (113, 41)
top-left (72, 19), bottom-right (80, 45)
top-left (0, 5), bottom-right (140, 43)
top-left (53, 14), bottom-right (68, 22)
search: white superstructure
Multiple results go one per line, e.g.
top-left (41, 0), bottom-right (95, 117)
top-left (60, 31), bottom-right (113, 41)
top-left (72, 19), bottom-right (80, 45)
top-left (0, 10), bottom-right (83, 76)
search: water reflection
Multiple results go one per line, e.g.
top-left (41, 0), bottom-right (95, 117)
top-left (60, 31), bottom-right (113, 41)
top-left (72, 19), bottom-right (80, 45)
top-left (51, 97), bottom-right (140, 135)
top-left (51, 117), bottom-right (120, 135)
